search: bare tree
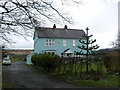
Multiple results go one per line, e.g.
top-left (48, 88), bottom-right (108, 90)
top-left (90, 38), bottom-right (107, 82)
top-left (0, 0), bottom-right (113, 45)
top-left (0, 0), bottom-right (83, 45)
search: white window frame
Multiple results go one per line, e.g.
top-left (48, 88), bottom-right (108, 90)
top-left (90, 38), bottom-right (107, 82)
top-left (44, 51), bottom-right (55, 54)
top-left (73, 40), bottom-right (76, 46)
top-left (63, 40), bottom-right (67, 46)
top-left (45, 39), bottom-right (55, 46)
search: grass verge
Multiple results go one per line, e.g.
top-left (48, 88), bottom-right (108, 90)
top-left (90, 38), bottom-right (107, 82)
top-left (11, 60), bottom-right (24, 62)
top-left (2, 83), bottom-right (13, 88)
top-left (26, 64), bottom-right (43, 72)
top-left (70, 75), bottom-right (119, 87)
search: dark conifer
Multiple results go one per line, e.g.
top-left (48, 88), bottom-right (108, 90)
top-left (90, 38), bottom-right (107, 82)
top-left (78, 27), bottom-right (99, 73)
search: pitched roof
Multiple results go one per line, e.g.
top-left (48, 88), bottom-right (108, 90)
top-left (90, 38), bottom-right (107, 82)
top-left (35, 27), bottom-right (86, 39)
top-left (63, 49), bottom-right (75, 53)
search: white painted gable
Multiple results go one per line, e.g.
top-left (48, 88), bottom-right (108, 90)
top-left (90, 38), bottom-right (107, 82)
top-left (64, 49), bottom-right (75, 54)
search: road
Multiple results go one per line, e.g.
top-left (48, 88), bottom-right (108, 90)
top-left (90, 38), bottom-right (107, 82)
top-left (2, 62), bottom-right (83, 88)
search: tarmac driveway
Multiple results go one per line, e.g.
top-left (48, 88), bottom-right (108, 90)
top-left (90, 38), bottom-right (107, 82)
top-left (2, 62), bottom-right (82, 88)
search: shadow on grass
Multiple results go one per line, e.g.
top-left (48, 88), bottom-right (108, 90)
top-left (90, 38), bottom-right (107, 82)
top-left (2, 83), bottom-right (13, 88)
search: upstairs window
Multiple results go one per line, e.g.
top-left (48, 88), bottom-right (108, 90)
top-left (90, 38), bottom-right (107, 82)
top-left (73, 40), bottom-right (76, 46)
top-left (63, 40), bottom-right (67, 46)
top-left (45, 39), bottom-right (55, 46)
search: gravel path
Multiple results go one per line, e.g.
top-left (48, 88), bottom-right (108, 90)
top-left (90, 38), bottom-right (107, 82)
top-left (2, 62), bottom-right (85, 88)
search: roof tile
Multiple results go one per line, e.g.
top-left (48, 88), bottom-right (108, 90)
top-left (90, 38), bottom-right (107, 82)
top-left (35, 27), bottom-right (85, 39)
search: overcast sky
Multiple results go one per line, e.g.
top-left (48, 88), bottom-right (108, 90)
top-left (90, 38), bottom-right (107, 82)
top-left (9, 0), bottom-right (119, 49)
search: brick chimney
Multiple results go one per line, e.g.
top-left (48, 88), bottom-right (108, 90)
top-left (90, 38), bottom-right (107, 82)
top-left (64, 25), bottom-right (67, 29)
top-left (53, 24), bottom-right (56, 30)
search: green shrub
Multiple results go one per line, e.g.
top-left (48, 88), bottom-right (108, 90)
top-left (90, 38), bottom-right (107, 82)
top-left (103, 55), bottom-right (119, 75)
top-left (31, 53), bottom-right (40, 65)
top-left (31, 54), bottom-right (59, 72)
top-left (94, 50), bottom-right (120, 75)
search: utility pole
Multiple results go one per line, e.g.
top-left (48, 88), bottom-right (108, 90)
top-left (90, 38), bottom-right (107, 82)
top-left (86, 27), bottom-right (89, 73)
top-left (0, 45), bottom-right (3, 90)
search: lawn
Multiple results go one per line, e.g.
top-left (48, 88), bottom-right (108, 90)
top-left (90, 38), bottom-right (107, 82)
top-left (70, 75), bottom-right (119, 87)
top-left (27, 64), bottom-right (119, 87)
top-left (53, 62), bottom-right (107, 75)
top-left (11, 60), bottom-right (24, 62)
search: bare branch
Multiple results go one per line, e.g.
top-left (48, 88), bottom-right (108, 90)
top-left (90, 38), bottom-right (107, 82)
top-left (0, 0), bottom-right (82, 45)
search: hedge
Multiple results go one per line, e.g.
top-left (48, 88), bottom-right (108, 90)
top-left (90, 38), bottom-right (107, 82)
top-left (31, 54), bottom-right (59, 72)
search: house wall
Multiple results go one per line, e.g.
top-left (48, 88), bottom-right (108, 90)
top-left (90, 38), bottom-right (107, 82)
top-left (34, 37), bottom-right (86, 56)
top-left (26, 35), bottom-right (86, 64)
top-left (26, 53), bottom-right (34, 64)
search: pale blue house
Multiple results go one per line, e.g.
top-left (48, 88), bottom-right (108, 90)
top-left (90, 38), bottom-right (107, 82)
top-left (26, 25), bottom-right (86, 64)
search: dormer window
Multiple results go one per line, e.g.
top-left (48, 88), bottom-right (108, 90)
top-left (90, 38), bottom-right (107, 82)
top-left (45, 39), bottom-right (55, 46)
